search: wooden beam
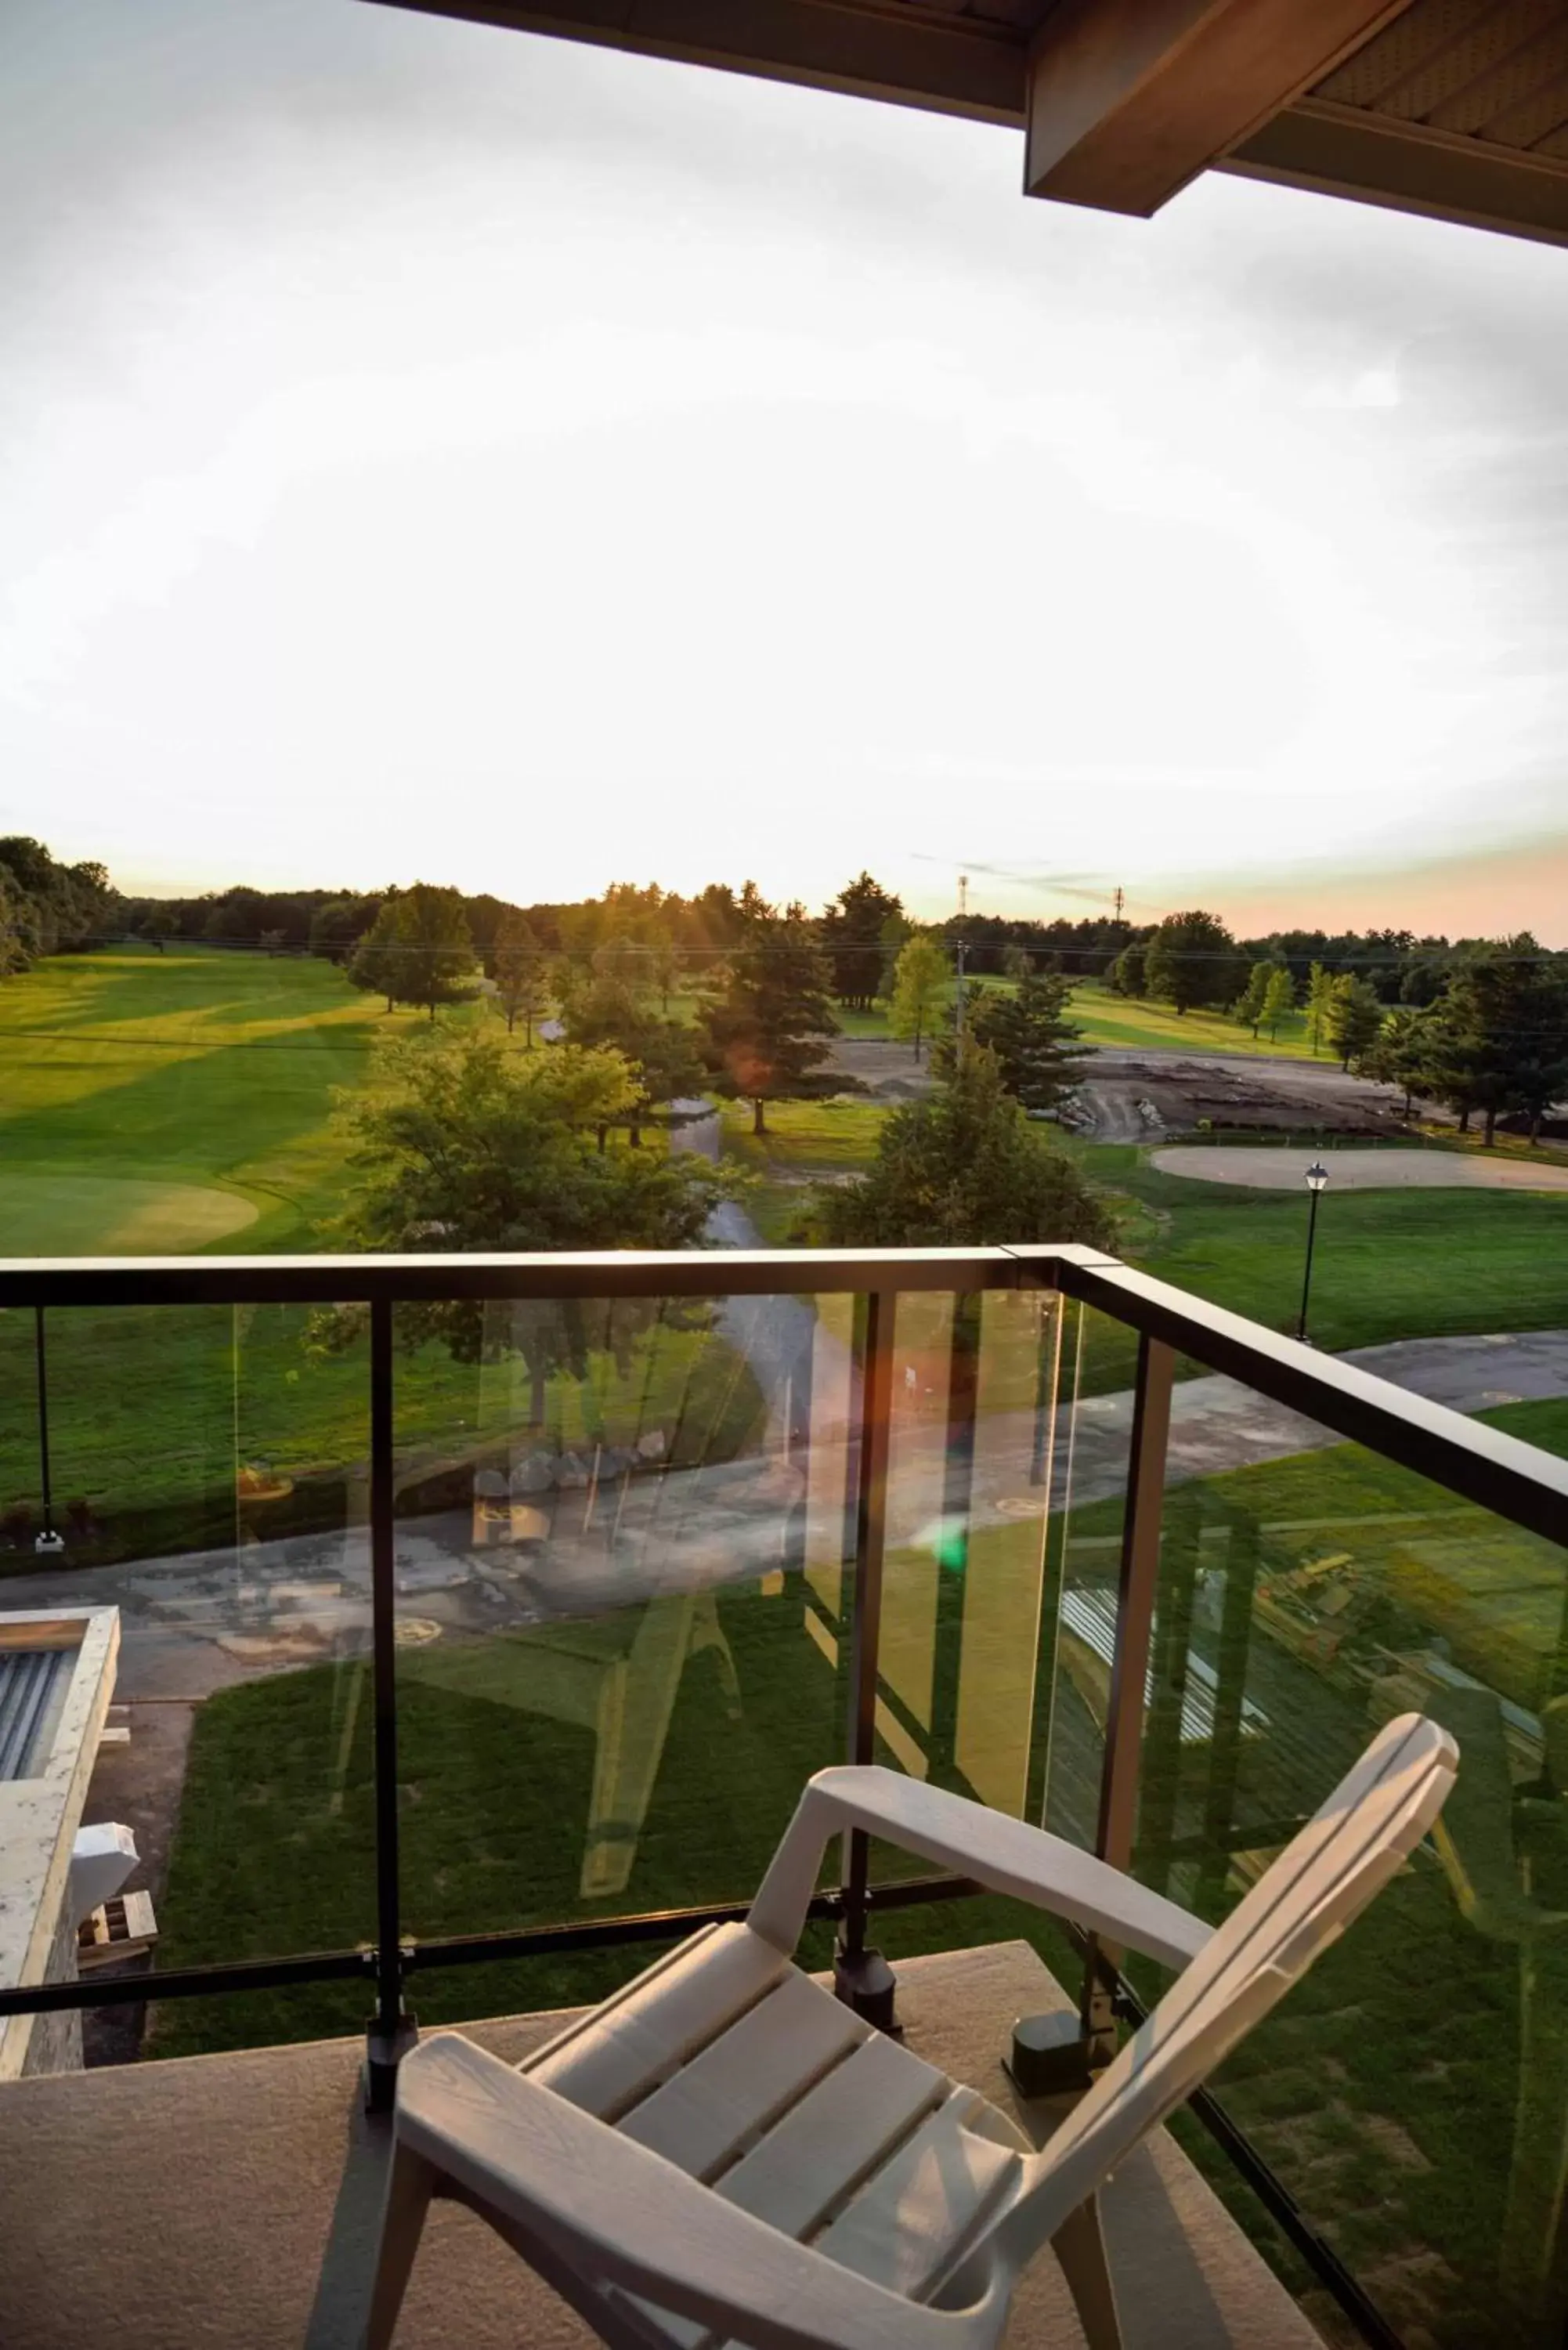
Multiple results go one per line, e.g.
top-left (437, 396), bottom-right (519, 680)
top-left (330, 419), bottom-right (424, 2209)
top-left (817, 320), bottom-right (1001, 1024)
top-left (369, 0), bottom-right (1030, 128)
top-left (1023, 0), bottom-right (1416, 215)
top-left (1225, 96), bottom-right (1568, 252)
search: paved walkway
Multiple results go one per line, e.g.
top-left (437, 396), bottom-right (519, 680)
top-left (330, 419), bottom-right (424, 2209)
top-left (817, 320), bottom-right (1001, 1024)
top-left (1154, 1145), bottom-right (1568, 1191)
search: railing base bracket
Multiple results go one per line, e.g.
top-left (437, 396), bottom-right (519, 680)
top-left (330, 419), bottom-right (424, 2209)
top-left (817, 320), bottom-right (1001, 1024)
top-left (834, 1944), bottom-right (898, 2034)
top-left (1006, 2010), bottom-right (1112, 2099)
top-left (363, 2010), bottom-right (420, 2114)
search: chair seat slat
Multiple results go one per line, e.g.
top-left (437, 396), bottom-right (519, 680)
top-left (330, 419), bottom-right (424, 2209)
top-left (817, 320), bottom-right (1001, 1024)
top-left (720, 2030), bottom-right (949, 2239)
top-left (529, 1925), bottom-right (789, 2120)
top-left (813, 2091), bottom-right (1021, 2301)
top-left (622, 1970), bottom-right (869, 2180)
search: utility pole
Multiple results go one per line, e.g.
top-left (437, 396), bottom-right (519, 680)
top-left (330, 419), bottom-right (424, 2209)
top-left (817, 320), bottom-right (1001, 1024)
top-left (955, 874), bottom-right (969, 1039)
top-left (1112, 886), bottom-right (1125, 923)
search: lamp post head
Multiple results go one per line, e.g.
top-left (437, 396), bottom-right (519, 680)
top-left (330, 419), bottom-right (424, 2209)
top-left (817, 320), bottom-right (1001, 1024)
top-left (1306, 1162), bottom-right (1329, 1194)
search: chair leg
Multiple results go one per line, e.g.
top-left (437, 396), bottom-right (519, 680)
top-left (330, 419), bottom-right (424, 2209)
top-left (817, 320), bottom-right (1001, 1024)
top-left (363, 2139), bottom-right (437, 2350)
top-left (1054, 2195), bottom-right (1122, 2350)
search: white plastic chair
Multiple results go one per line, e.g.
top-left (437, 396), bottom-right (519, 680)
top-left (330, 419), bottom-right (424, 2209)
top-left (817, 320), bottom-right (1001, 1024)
top-left (364, 1712), bottom-right (1455, 2350)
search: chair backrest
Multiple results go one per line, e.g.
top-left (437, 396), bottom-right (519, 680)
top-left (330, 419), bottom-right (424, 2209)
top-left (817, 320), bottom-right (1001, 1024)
top-left (994, 1712), bottom-right (1457, 2271)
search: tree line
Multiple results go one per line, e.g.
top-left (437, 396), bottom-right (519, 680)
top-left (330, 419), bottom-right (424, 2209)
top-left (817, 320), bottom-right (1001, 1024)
top-left (45, 849), bottom-right (1568, 1148)
top-left (1105, 906), bottom-right (1568, 1142)
top-left (0, 838), bottom-right (115, 974)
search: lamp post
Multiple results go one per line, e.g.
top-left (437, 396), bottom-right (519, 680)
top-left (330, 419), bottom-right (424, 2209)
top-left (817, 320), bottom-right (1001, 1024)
top-left (1295, 1162), bottom-right (1329, 1344)
top-left (34, 1307), bottom-right (64, 1556)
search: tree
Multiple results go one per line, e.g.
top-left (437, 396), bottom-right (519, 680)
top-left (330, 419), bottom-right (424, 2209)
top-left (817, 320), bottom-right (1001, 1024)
top-left (959, 966), bottom-right (1089, 1114)
top-left (310, 896), bottom-right (378, 965)
top-left (1234, 960), bottom-right (1273, 1036)
top-left (331, 1029), bottom-right (725, 1375)
top-left (564, 970), bottom-right (703, 1147)
top-left (1361, 1005), bottom-right (1431, 1120)
top-left (493, 911), bottom-right (548, 1042)
top-left (700, 896), bottom-right (839, 1133)
top-left (806, 1044), bottom-right (1115, 1250)
top-left (819, 872), bottom-right (902, 1012)
top-left (1143, 911), bottom-right (1243, 1016)
top-left (1107, 942), bottom-right (1147, 999)
top-left (348, 898), bottom-right (406, 1014)
top-left (1426, 937), bottom-right (1568, 1144)
top-left (1262, 965), bottom-right (1296, 1042)
top-left (396, 884), bottom-right (477, 1020)
top-left (648, 935), bottom-right (684, 1014)
top-left (1326, 974), bottom-right (1384, 1072)
top-left (1306, 962), bottom-right (1335, 1055)
top-left (886, 935), bottom-right (950, 1062)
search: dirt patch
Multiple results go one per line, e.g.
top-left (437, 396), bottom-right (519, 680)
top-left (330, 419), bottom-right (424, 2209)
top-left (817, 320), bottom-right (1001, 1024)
top-left (1085, 1053), bottom-right (1407, 1142)
top-left (823, 1036), bottom-right (932, 1102)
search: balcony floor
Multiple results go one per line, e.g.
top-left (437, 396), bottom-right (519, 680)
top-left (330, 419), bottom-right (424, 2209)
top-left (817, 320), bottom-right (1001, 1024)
top-left (0, 1940), bottom-right (1324, 2350)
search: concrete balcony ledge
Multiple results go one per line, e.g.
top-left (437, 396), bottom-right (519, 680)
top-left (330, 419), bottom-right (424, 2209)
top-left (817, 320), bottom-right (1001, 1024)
top-left (0, 1940), bottom-right (1325, 2350)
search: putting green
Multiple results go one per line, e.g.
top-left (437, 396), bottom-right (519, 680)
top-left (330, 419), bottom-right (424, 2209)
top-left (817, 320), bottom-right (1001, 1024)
top-left (0, 1173), bottom-right (260, 1256)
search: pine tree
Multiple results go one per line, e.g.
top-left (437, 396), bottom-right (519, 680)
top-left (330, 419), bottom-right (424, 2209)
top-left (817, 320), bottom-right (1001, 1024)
top-left (493, 911), bottom-right (547, 1041)
top-left (1107, 942), bottom-right (1147, 998)
top-left (1361, 1005), bottom-right (1429, 1119)
top-left (1326, 974), bottom-right (1383, 1071)
top-left (807, 1043), bottom-right (1113, 1249)
top-left (1306, 962), bottom-right (1335, 1055)
top-left (887, 935), bottom-right (950, 1061)
top-left (819, 872), bottom-right (902, 1011)
top-left (348, 896), bottom-right (406, 1014)
top-left (963, 966), bottom-right (1089, 1113)
top-left (1234, 960), bottom-right (1273, 1036)
top-left (1262, 965), bottom-right (1296, 1042)
top-left (701, 895), bottom-right (839, 1134)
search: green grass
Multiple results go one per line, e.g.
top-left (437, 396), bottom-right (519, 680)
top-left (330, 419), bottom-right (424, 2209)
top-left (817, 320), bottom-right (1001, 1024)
top-left (0, 945), bottom-right (433, 1249)
top-left (0, 949), bottom-right (760, 1563)
top-left (1065, 978), bottom-right (1325, 1060)
top-left (718, 1097), bottom-right (891, 1242)
top-left (1067, 1144), bottom-right (1568, 1396)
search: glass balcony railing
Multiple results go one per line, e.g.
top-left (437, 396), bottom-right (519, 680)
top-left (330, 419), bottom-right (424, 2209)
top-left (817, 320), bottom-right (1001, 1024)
top-left (2, 1244), bottom-right (1565, 2349)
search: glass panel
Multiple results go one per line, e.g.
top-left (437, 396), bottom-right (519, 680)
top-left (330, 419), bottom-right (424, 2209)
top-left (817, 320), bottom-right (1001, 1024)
top-left (867, 1288), bottom-right (1070, 1828)
top-left (1035, 1300), bottom-right (1131, 1851)
top-left (1125, 1399), bottom-right (1568, 2349)
top-left (391, 1287), bottom-right (854, 2023)
top-left (0, 1301), bottom-right (371, 2066)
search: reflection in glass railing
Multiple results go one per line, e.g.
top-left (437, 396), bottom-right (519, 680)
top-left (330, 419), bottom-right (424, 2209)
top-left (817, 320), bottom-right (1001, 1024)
top-left (1118, 1419), bottom-right (1568, 2349)
top-left (388, 1289), bottom-right (852, 2009)
top-left (0, 1303), bottom-right (374, 2063)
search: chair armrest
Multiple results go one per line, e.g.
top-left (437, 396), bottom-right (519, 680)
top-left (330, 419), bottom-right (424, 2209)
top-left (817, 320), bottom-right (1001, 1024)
top-left (749, 1766), bottom-right (1211, 1970)
top-left (396, 2034), bottom-right (1005, 2350)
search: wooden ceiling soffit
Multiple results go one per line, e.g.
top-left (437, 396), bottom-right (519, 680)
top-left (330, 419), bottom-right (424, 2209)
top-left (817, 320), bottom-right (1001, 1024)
top-left (1225, 95), bottom-right (1568, 248)
top-left (369, 0), bottom-right (1031, 127)
top-left (1023, 0), bottom-right (1418, 213)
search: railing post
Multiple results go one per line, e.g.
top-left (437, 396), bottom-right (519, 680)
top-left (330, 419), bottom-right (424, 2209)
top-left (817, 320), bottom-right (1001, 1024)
top-left (1010, 1332), bottom-right (1174, 2096)
top-left (364, 1295), bottom-right (417, 2112)
top-left (835, 1286), bottom-right (898, 2030)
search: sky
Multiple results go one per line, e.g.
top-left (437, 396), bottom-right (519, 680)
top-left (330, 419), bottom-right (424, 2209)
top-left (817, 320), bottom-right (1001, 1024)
top-left (3, 0), bottom-right (1566, 941)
